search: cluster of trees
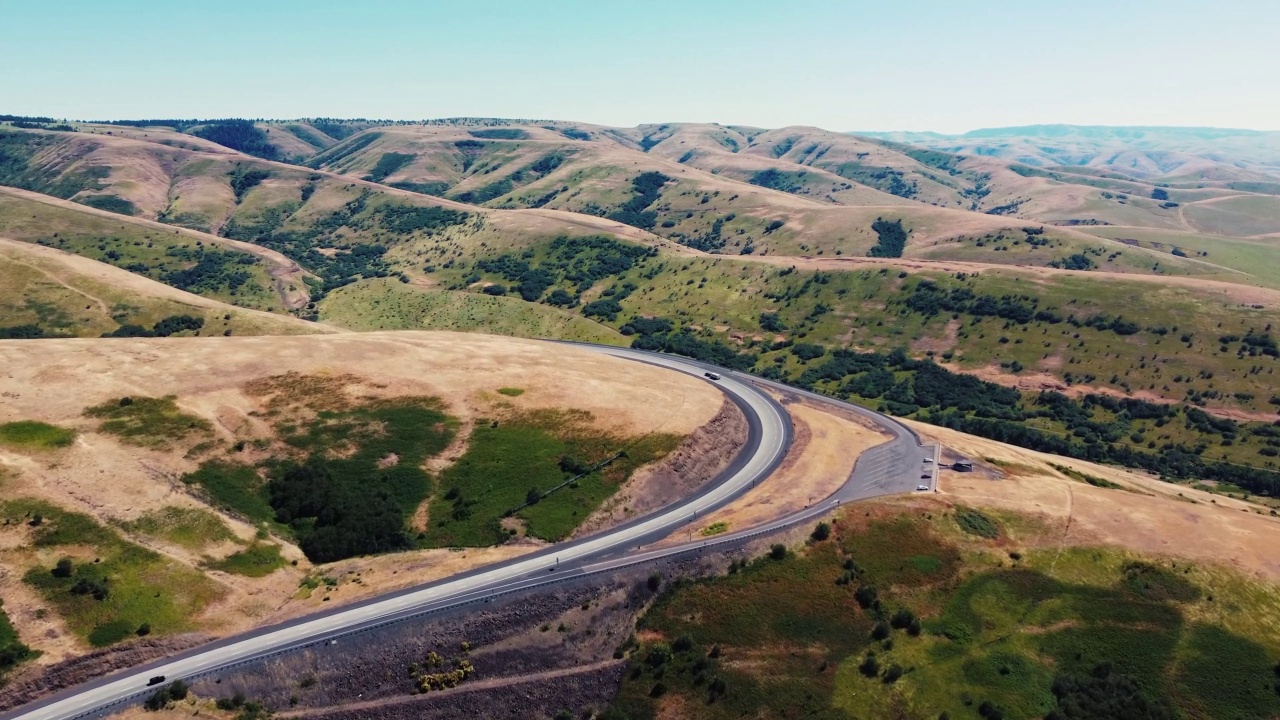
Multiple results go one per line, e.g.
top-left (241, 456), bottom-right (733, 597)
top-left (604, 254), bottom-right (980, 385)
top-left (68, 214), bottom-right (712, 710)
top-left (549, 126), bottom-right (589, 141)
top-left (363, 152), bottom-right (416, 182)
top-left (78, 194), bottom-right (137, 215)
top-left (389, 180), bottom-right (451, 197)
top-left (468, 128), bottom-right (527, 140)
top-left (160, 248), bottom-right (256, 295)
top-left (267, 460), bottom-right (414, 562)
top-left (103, 315), bottom-right (204, 338)
top-left (1046, 663), bottom-right (1170, 720)
top-left (749, 168), bottom-right (809, 193)
top-left (607, 172), bottom-right (670, 230)
top-left (229, 165), bottom-right (270, 201)
top-left (1050, 253), bottom-right (1095, 270)
top-left (868, 218), bottom-right (908, 258)
top-left (190, 120), bottom-right (280, 160)
top-left (0, 324), bottom-right (68, 339)
top-left (904, 282), bottom-right (1043, 324)
top-left (378, 204), bottom-right (468, 234)
top-left (834, 163), bottom-right (918, 198)
top-left (225, 191), bottom-right (466, 297)
top-left (627, 316), bottom-right (758, 371)
top-left (472, 235), bottom-right (655, 303)
top-left (900, 280), bottom-right (1150, 338)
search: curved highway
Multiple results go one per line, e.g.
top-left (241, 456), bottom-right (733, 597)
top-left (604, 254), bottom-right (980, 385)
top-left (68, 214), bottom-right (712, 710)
top-left (3, 345), bottom-right (924, 720)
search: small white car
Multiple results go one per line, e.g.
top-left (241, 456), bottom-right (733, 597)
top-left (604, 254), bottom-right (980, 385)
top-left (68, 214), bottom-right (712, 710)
top-left (704, 372), bottom-right (721, 381)
top-left (923, 458), bottom-right (934, 463)
top-left (916, 484), bottom-right (930, 491)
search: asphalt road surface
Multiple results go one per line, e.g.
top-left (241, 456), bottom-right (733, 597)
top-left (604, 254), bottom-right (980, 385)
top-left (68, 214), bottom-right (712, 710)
top-left (4, 345), bottom-right (924, 720)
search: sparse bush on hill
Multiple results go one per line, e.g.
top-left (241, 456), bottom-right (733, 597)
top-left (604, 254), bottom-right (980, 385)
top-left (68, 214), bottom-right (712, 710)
top-left (102, 314), bottom-right (204, 338)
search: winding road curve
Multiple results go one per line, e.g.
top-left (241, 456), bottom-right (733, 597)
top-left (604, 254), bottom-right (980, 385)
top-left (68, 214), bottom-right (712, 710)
top-left (3, 344), bottom-right (925, 720)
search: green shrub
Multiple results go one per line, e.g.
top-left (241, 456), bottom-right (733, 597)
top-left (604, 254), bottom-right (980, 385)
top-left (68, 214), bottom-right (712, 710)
top-left (954, 507), bottom-right (1000, 539)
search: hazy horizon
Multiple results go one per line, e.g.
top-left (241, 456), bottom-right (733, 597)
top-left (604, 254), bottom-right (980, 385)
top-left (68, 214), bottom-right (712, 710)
top-left (2, 0), bottom-right (1278, 133)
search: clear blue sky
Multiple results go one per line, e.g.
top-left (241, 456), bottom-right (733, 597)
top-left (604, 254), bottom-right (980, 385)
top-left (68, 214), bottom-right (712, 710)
top-left (2, 0), bottom-right (1277, 132)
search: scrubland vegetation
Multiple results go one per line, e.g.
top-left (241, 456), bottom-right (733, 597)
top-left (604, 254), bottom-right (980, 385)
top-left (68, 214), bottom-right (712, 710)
top-left (607, 503), bottom-right (1280, 719)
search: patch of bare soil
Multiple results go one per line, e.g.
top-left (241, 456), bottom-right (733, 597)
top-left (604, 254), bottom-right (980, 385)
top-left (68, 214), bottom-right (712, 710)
top-left (571, 398), bottom-right (747, 538)
top-left (905, 419), bottom-right (1280, 582)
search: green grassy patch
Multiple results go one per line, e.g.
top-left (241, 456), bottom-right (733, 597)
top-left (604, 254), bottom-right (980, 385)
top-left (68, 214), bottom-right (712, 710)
top-left (6, 499), bottom-right (222, 648)
top-left (186, 381), bottom-right (458, 563)
top-left (204, 543), bottom-right (286, 577)
top-left (1050, 462), bottom-right (1127, 490)
top-left (83, 396), bottom-right (213, 449)
top-left (422, 409), bottom-right (679, 547)
top-left (182, 461), bottom-right (276, 525)
top-left (121, 506), bottom-right (237, 550)
top-left (609, 504), bottom-right (1280, 719)
top-left (840, 514), bottom-right (962, 587)
top-left (700, 521), bottom-right (729, 537)
top-left (0, 597), bottom-right (37, 683)
top-left (496, 387), bottom-right (524, 397)
top-left (0, 420), bottom-right (75, 450)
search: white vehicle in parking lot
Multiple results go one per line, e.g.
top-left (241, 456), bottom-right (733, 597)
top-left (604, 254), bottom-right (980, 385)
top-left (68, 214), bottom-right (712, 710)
top-left (916, 484), bottom-right (930, 491)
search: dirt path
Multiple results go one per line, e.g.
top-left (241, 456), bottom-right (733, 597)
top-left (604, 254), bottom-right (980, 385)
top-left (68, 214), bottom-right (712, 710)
top-left (0, 186), bottom-right (315, 310)
top-left (274, 659), bottom-right (624, 718)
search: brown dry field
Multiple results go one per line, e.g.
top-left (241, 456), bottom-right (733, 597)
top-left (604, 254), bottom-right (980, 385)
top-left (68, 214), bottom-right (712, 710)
top-left (653, 395), bottom-right (891, 546)
top-left (903, 418), bottom-right (1280, 582)
top-left (0, 331), bottom-right (725, 663)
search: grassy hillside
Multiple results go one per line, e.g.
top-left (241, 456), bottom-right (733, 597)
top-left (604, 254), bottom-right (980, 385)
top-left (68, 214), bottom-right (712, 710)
top-left (317, 277), bottom-right (624, 343)
top-left (0, 238), bottom-right (315, 338)
top-left (607, 500), bottom-right (1280, 720)
top-left (864, 125), bottom-right (1280, 187)
top-left (0, 188), bottom-right (308, 312)
top-left (299, 122), bottom-right (1202, 274)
